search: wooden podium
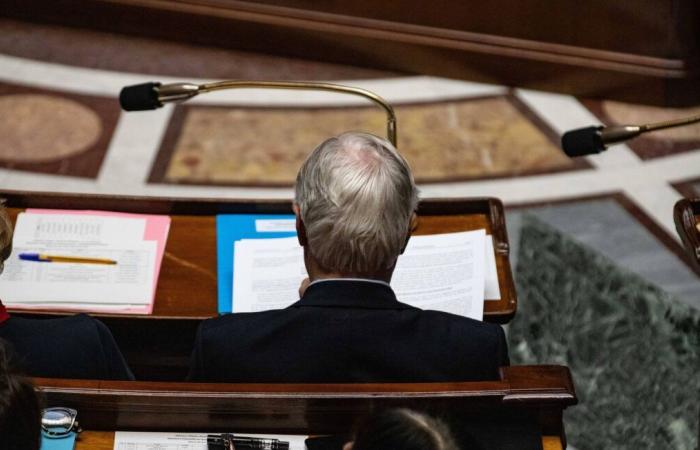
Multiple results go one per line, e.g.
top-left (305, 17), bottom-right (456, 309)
top-left (1, 190), bottom-right (576, 448)
top-left (2, 189), bottom-right (518, 380)
top-left (674, 198), bottom-right (700, 273)
top-left (40, 365), bottom-right (576, 450)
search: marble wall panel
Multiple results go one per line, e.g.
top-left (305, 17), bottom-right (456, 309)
top-left (0, 83), bottom-right (119, 178)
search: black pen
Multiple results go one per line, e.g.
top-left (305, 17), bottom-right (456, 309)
top-left (207, 433), bottom-right (290, 450)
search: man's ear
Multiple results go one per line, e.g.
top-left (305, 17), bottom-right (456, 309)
top-left (293, 203), bottom-right (307, 246)
top-left (400, 212), bottom-right (417, 254)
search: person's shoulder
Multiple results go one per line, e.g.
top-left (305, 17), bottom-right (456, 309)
top-left (416, 309), bottom-right (504, 335)
top-left (200, 309), bottom-right (293, 332)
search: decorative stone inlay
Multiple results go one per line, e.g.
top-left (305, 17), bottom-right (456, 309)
top-left (0, 94), bottom-right (102, 162)
top-left (161, 95), bottom-right (572, 185)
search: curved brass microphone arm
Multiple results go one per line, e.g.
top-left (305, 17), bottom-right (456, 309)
top-left (641, 113), bottom-right (700, 132)
top-left (195, 80), bottom-right (397, 146)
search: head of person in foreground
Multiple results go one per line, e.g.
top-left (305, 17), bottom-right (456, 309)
top-left (344, 408), bottom-right (460, 450)
top-left (0, 339), bottom-right (42, 450)
top-left (293, 132), bottom-right (419, 283)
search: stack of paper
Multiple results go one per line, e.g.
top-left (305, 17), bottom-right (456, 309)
top-left (114, 431), bottom-right (307, 450)
top-left (0, 209), bottom-right (170, 314)
top-left (232, 229), bottom-right (500, 321)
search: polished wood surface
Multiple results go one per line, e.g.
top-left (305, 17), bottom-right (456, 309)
top-left (37, 365), bottom-right (576, 442)
top-left (1, 190), bottom-right (515, 321)
top-left (1, 191), bottom-right (576, 445)
top-left (673, 198), bottom-right (700, 272)
top-left (1, 190), bottom-right (516, 379)
top-left (5, 0), bottom-right (700, 105)
top-left (75, 431), bottom-right (564, 449)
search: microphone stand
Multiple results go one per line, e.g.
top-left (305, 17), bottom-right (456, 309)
top-left (561, 112), bottom-right (700, 157)
top-left (124, 80), bottom-right (398, 147)
top-left (600, 113), bottom-right (700, 146)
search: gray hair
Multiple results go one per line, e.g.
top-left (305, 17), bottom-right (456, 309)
top-left (294, 132), bottom-right (419, 275)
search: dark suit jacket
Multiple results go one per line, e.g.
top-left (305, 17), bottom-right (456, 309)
top-left (0, 314), bottom-right (134, 380)
top-left (189, 280), bottom-right (509, 383)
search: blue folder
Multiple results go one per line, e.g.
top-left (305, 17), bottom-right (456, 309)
top-left (216, 214), bottom-right (297, 314)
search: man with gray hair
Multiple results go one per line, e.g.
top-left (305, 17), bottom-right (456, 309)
top-left (189, 132), bottom-right (509, 383)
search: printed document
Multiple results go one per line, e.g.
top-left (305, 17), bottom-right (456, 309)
top-left (0, 212), bottom-right (158, 310)
top-left (232, 230), bottom-right (490, 320)
top-left (392, 230), bottom-right (486, 320)
top-left (113, 431), bottom-right (306, 450)
top-left (233, 237), bottom-right (306, 312)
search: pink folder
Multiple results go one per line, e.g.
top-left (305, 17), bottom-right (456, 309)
top-left (23, 209), bottom-right (171, 315)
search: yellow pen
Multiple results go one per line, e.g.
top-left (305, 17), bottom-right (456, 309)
top-left (19, 253), bottom-right (117, 265)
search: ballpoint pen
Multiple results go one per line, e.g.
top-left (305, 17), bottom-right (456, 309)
top-left (207, 433), bottom-right (290, 450)
top-left (18, 253), bottom-right (117, 265)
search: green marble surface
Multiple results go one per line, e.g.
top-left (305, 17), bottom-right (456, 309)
top-left (509, 216), bottom-right (700, 450)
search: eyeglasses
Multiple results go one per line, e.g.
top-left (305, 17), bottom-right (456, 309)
top-left (41, 407), bottom-right (81, 438)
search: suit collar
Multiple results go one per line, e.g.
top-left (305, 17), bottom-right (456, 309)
top-left (291, 279), bottom-right (416, 310)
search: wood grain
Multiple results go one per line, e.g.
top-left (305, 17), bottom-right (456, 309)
top-left (1, 190), bottom-right (515, 322)
top-left (38, 365), bottom-right (577, 440)
top-left (673, 198), bottom-right (700, 272)
top-left (1, 190), bottom-right (516, 379)
top-left (4, 0), bottom-right (699, 105)
top-left (75, 432), bottom-right (563, 449)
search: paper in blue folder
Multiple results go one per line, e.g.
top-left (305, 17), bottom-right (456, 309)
top-left (216, 214), bottom-right (297, 313)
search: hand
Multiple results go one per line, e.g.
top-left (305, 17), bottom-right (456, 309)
top-left (298, 277), bottom-right (310, 297)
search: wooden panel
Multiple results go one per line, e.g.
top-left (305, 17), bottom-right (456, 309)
top-left (36, 365), bottom-right (577, 439)
top-left (3, 0), bottom-right (699, 105)
top-left (673, 198), bottom-right (700, 272)
top-left (0, 190), bottom-right (516, 379)
top-left (75, 432), bottom-right (563, 449)
top-left (0, 190), bottom-right (515, 321)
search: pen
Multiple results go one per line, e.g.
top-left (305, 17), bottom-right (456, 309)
top-left (18, 253), bottom-right (117, 265)
top-left (207, 433), bottom-right (290, 450)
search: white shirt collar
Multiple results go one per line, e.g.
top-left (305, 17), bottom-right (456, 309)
top-left (308, 277), bottom-right (392, 289)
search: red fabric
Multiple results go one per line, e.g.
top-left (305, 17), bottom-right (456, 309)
top-left (0, 300), bottom-right (9, 324)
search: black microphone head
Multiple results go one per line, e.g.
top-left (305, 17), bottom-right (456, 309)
top-left (561, 126), bottom-right (605, 157)
top-left (119, 82), bottom-right (162, 111)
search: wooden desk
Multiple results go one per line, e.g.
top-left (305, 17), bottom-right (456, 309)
top-left (2, 190), bottom-right (517, 380)
top-left (38, 365), bottom-right (576, 449)
top-left (674, 198), bottom-right (700, 273)
top-left (74, 432), bottom-right (564, 449)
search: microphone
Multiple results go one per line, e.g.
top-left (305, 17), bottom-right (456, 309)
top-left (561, 125), bottom-right (642, 157)
top-left (118, 79), bottom-right (399, 146)
top-left (119, 82), bottom-right (200, 111)
top-left (561, 113), bottom-right (700, 157)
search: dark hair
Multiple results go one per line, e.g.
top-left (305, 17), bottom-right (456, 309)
top-left (0, 339), bottom-right (42, 450)
top-left (351, 408), bottom-right (460, 450)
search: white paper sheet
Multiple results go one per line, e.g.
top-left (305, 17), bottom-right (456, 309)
top-left (0, 241), bottom-right (156, 305)
top-left (232, 230), bottom-right (490, 320)
top-left (392, 230), bottom-right (486, 320)
top-left (484, 236), bottom-right (501, 300)
top-left (233, 237), bottom-right (306, 312)
top-left (255, 218), bottom-right (297, 233)
top-left (12, 212), bottom-right (146, 246)
top-left (0, 212), bottom-right (157, 308)
top-left (113, 431), bottom-right (307, 450)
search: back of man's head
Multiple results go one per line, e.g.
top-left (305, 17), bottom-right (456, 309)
top-left (294, 132), bottom-right (418, 276)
